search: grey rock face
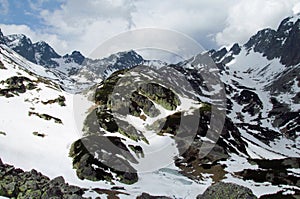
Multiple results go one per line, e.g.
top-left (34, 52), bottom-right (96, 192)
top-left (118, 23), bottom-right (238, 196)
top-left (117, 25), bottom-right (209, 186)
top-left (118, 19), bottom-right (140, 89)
top-left (245, 15), bottom-right (300, 67)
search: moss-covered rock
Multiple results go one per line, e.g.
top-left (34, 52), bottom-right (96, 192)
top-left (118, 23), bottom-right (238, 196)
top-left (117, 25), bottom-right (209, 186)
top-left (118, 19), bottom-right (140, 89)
top-left (21, 189), bottom-right (42, 198)
top-left (129, 91), bottom-right (160, 117)
top-left (197, 182), bottom-right (257, 199)
top-left (94, 69), bottom-right (125, 105)
top-left (69, 135), bottom-right (138, 184)
top-left (94, 106), bottom-right (119, 132)
top-left (138, 83), bottom-right (180, 111)
top-left (128, 145), bottom-right (144, 158)
top-left (0, 158), bottom-right (87, 198)
top-left (76, 67), bottom-right (246, 186)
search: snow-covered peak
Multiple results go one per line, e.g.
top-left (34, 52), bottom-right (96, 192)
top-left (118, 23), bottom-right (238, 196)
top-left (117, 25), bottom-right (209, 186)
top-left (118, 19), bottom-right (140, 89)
top-left (33, 41), bottom-right (59, 56)
top-left (277, 13), bottom-right (300, 35)
top-left (33, 41), bottom-right (61, 68)
top-left (142, 59), bottom-right (168, 69)
top-left (5, 34), bottom-right (33, 49)
top-left (105, 50), bottom-right (143, 63)
top-left (243, 14), bottom-right (300, 67)
top-left (63, 51), bottom-right (85, 65)
top-left (285, 12), bottom-right (300, 25)
top-left (76, 50), bottom-right (144, 80)
top-left (34, 40), bottom-right (47, 46)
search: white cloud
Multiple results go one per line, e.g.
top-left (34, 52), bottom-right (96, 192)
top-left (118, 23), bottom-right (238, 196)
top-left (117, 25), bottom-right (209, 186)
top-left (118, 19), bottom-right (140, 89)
top-left (40, 0), bottom-right (136, 33)
top-left (293, 2), bottom-right (300, 14)
top-left (215, 0), bottom-right (299, 47)
top-left (131, 0), bottom-right (233, 48)
top-left (1, 0), bottom-right (299, 57)
top-left (37, 0), bottom-right (235, 56)
top-left (37, 0), bottom-right (137, 55)
top-left (0, 0), bottom-right (9, 15)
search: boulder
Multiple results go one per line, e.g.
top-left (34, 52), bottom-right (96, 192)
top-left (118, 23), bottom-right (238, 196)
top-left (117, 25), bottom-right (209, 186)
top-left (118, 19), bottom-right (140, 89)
top-left (197, 182), bottom-right (257, 199)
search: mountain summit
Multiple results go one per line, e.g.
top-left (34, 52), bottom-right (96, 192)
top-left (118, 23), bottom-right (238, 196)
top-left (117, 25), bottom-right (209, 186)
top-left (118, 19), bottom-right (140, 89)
top-left (245, 13), bottom-right (300, 66)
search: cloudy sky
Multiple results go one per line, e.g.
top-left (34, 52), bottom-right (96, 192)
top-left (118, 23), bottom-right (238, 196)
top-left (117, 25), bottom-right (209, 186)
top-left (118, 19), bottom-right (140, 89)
top-left (0, 0), bottom-right (300, 57)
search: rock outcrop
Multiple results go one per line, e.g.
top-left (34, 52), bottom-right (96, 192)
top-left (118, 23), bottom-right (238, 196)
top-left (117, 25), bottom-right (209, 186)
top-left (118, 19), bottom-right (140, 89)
top-left (0, 158), bottom-right (87, 199)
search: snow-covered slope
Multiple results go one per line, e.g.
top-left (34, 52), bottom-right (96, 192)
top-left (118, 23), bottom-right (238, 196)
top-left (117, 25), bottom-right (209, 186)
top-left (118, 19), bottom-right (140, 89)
top-left (169, 14), bottom-right (300, 197)
top-left (218, 47), bottom-right (299, 155)
top-left (0, 44), bottom-right (80, 180)
top-left (0, 43), bottom-right (215, 199)
top-left (0, 14), bottom-right (299, 199)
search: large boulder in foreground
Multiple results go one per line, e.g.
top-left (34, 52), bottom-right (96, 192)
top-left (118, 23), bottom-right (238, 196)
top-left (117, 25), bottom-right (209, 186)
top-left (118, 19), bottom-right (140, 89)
top-left (197, 182), bottom-right (257, 199)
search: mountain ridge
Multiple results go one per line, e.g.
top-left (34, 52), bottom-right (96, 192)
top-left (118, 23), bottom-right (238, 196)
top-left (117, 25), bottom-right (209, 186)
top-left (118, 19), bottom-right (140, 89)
top-left (0, 13), bottom-right (299, 198)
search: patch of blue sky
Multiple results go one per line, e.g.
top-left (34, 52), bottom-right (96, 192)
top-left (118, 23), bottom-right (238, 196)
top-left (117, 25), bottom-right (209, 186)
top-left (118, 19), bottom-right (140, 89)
top-left (0, 0), bottom-right (62, 30)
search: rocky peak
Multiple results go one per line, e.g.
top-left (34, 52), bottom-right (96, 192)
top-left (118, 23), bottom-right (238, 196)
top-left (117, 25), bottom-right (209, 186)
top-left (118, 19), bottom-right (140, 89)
top-left (33, 41), bottom-right (60, 58)
top-left (0, 29), bottom-right (4, 44)
top-left (244, 29), bottom-right (277, 52)
top-left (211, 47), bottom-right (227, 62)
top-left (277, 13), bottom-right (300, 34)
top-left (33, 41), bottom-right (61, 67)
top-left (280, 17), bottom-right (300, 66)
top-left (108, 50), bottom-right (143, 63)
top-left (4, 34), bottom-right (36, 63)
top-left (63, 51), bottom-right (85, 65)
top-left (5, 34), bottom-right (33, 47)
top-left (229, 43), bottom-right (241, 55)
top-left (209, 43), bottom-right (241, 67)
top-left (102, 50), bottom-right (144, 78)
top-left (244, 14), bottom-right (300, 66)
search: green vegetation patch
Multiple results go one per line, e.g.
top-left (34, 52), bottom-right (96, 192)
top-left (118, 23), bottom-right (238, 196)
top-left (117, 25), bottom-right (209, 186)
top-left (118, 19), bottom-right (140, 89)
top-left (138, 83), bottom-right (181, 111)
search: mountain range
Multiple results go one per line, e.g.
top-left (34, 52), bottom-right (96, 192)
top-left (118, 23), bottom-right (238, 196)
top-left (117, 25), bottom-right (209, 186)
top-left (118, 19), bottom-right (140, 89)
top-left (0, 14), bottom-right (299, 199)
